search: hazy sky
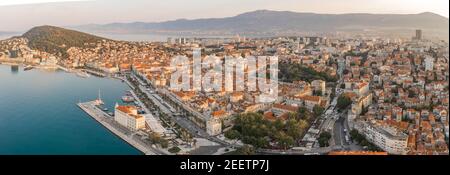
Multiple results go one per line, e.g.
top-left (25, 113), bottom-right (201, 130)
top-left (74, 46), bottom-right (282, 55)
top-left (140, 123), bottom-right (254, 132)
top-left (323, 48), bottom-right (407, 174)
top-left (0, 0), bottom-right (448, 31)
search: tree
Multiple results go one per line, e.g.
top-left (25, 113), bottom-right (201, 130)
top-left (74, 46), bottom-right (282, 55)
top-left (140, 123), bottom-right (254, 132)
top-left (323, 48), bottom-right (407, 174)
top-left (313, 105), bottom-right (325, 117)
top-left (350, 130), bottom-right (360, 141)
top-left (160, 139), bottom-right (169, 148)
top-left (273, 119), bottom-right (284, 130)
top-left (285, 119), bottom-right (302, 140)
top-left (318, 131), bottom-right (331, 147)
top-left (235, 145), bottom-right (255, 155)
top-left (298, 119), bottom-right (309, 131)
top-left (314, 90), bottom-right (323, 96)
top-left (337, 95), bottom-right (352, 111)
top-left (224, 130), bottom-right (240, 140)
top-left (278, 63), bottom-right (337, 83)
top-left (297, 106), bottom-right (308, 115)
top-left (297, 107), bottom-right (312, 121)
top-left (275, 132), bottom-right (294, 150)
top-left (168, 146), bottom-right (181, 154)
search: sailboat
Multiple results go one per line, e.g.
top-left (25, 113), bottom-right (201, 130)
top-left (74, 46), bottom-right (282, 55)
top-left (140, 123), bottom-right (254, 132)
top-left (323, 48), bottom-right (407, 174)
top-left (94, 89), bottom-right (105, 106)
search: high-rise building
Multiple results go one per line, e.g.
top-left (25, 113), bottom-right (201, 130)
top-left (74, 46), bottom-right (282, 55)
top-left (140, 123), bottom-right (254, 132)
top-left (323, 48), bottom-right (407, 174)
top-left (414, 29), bottom-right (422, 40)
top-left (175, 37), bottom-right (187, 44)
top-left (425, 56), bottom-right (434, 71)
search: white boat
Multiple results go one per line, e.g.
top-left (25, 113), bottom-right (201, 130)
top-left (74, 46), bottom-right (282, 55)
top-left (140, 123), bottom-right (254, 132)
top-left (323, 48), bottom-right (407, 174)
top-left (76, 71), bottom-right (90, 78)
top-left (121, 96), bottom-right (135, 103)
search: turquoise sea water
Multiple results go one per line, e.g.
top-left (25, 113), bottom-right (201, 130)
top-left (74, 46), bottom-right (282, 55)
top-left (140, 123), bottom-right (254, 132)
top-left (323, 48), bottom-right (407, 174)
top-left (0, 65), bottom-right (141, 155)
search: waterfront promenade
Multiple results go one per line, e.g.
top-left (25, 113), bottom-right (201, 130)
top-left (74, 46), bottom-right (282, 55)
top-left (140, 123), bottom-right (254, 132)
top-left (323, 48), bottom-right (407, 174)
top-left (77, 101), bottom-right (163, 155)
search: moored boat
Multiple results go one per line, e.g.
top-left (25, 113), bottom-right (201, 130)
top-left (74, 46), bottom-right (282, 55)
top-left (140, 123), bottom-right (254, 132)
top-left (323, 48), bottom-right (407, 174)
top-left (121, 96), bottom-right (134, 103)
top-left (76, 71), bottom-right (90, 78)
top-left (24, 65), bottom-right (34, 71)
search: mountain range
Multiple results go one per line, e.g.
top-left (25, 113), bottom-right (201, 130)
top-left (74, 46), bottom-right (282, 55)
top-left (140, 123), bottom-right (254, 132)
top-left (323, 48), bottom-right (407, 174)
top-left (71, 10), bottom-right (449, 40)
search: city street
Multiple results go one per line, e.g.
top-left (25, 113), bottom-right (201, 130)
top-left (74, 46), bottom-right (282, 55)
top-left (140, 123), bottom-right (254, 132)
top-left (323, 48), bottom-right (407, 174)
top-left (128, 73), bottom-right (231, 149)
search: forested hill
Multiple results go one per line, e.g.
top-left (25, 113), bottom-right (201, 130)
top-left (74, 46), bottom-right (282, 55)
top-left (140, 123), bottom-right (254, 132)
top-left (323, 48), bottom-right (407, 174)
top-left (22, 25), bottom-right (109, 58)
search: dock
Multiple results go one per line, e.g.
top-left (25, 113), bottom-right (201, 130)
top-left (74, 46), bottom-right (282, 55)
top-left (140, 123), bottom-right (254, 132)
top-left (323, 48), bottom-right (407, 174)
top-left (82, 69), bottom-right (107, 77)
top-left (77, 101), bottom-right (162, 155)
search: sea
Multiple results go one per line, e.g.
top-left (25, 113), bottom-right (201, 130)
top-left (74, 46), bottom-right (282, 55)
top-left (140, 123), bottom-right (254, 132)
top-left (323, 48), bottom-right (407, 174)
top-left (0, 65), bottom-right (141, 155)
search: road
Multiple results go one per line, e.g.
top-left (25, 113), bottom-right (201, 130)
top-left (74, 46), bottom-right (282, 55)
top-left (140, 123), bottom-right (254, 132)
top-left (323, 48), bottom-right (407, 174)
top-left (333, 110), bottom-right (351, 150)
top-left (128, 74), bottom-right (231, 147)
top-left (128, 88), bottom-right (151, 114)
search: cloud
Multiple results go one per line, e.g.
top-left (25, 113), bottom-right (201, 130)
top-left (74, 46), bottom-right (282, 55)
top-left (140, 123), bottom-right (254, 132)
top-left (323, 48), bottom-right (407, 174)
top-left (0, 0), bottom-right (92, 6)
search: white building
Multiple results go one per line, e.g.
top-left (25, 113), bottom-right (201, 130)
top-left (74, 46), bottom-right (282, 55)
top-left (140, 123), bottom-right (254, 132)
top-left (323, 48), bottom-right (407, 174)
top-left (353, 82), bottom-right (369, 97)
top-left (311, 80), bottom-right (326, 95)
top-left (349, 93), bottom-right (373, 128)
top-left (272, 103), bottom-right (298, 116)
top-left (424, 56), bottom-right (434, 71)
top-left (445, 123), bottom-right (449, 138)
top-left (230, 92), bottom-right (244, 103)
top-left (114, 104), bottom-right (146, 132)
top-left (355, 120), bottom-right (409, 155)
top-left (206, 117), bottom-right (222, 136)
top-left (142, 114), bottom-right (166, 136)
top-left (286, 95), bottom-right (322, 111)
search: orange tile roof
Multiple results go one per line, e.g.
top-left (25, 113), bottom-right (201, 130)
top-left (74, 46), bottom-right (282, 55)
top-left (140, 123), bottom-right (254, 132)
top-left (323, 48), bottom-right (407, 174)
top-left (273, 104), bottom-right (298, 112)
top-left (299, 95), bottom-right (321, 103)
top-left (328, 151), bottom-right (388, 155)
top-left (212, 110), bottom-right (227, 118)
top-left (231, 92), bottom-right (244, 97)
top-left (116, 105), bottom-right (136, 114)
top-left (357, 82), bottom-right (368, 89)
top-left (279, 112), bottom-right (290, 120)
top-left (264, 112), bottom-right (276, 121)
top-left (343, 92), bottom-right (358, 100)
top-left (421, 121), bottom-right (432, 131)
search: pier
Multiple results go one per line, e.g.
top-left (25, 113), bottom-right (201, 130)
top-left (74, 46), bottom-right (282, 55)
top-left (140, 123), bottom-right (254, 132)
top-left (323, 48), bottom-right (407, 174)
top-left (77, 101), bottom-right (163, 155)
top-left (82, 69), bottom-right (106, 77)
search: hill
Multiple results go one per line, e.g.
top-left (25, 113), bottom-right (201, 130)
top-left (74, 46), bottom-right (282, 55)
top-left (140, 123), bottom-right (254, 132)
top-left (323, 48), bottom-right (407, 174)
top-left (22, 25), bottom-right (109, 58)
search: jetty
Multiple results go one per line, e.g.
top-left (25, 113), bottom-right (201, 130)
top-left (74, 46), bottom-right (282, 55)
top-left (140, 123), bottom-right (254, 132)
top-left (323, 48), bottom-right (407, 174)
top-left (77, 100), bottom-right (162, 155)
